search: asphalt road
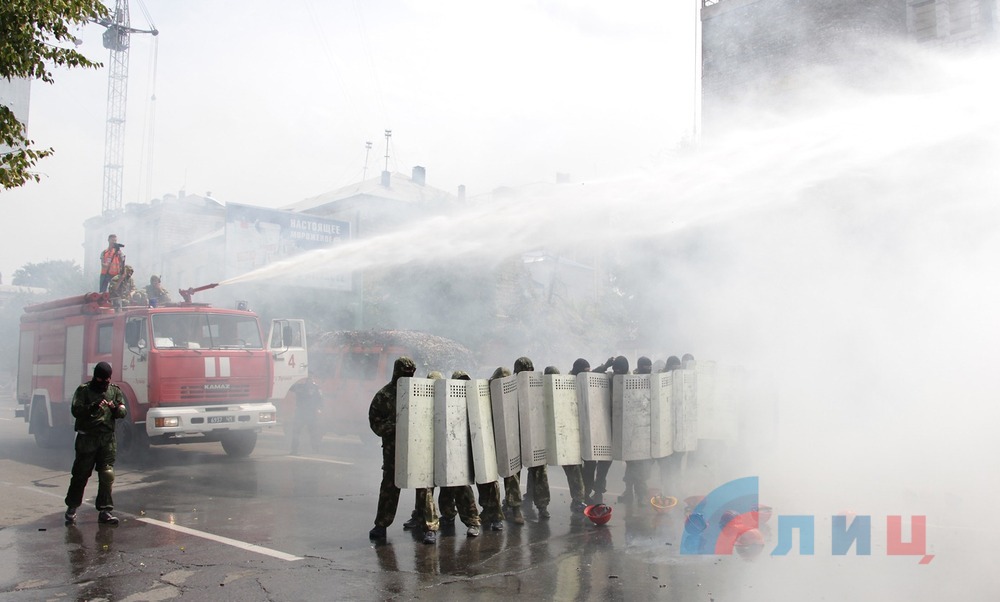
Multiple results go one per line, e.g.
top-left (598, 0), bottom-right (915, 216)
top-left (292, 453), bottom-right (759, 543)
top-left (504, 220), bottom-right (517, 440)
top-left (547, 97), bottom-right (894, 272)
top-left (0, 396), bottom-right (983, 601)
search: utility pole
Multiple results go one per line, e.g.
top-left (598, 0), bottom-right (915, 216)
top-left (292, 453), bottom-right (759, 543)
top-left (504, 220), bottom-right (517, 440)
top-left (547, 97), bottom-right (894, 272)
top-left (363, 140), bottom-right (373, 181)
top-left (383, 129), bottom-right (392, 173)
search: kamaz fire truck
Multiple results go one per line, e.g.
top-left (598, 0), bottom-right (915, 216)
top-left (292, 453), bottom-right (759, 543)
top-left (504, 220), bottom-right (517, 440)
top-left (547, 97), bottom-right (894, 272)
top-left (15, 286), bottom-right (307, 457)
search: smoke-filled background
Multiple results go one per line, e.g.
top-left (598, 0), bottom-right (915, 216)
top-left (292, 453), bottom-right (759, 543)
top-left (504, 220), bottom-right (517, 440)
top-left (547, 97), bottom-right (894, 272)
top-left (221, 39), bottom-right (1000, 598)
top-left (3, 2), bottom-right (999, 599)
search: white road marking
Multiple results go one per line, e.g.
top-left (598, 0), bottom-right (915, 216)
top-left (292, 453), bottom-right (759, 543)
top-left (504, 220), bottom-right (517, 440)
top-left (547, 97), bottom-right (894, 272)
top-left (4, 481), bottom-right (302, 561)
top-left (284, 455), bottom-right (353, 465)
top-left (256, 454), bottom-right (354, 466)
top-left (138, 517), bottom-right (303, 561)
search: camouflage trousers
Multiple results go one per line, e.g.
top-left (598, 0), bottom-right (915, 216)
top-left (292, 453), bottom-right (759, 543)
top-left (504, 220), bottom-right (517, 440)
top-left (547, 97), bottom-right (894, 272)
top-left (623, 459), bottom-right (654, 502)
top-left (376, 442), bottom-right (438, 530)
top-left (505, 465), bottom-right (550, 509)
top-left (438, 485), bottom-right (481, 527)
top-left (562, 464), bottom-right (586, 505)
top-left (476, 481), bottom-right (503, 522)
top-left (582, 459), bottom-right (612, 497)
top-left (65, 432), bottom-right (117, 511)
top-left (404, 488), bottom-right (441, 531)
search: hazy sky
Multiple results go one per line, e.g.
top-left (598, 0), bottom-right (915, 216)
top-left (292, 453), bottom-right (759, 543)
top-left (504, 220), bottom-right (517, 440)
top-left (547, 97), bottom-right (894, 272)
top-left (0, 0), bottom-right (698, 282)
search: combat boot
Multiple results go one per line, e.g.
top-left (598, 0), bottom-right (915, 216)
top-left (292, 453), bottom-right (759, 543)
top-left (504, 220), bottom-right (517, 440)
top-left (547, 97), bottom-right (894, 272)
top-left (98, 511), bottom-right (119, 525)
top-left (507, 506), bottom-right (525, 525)
top-left (402, 513), bottom-right (421, 530)
top-left (635, 484), bottom-right (650, 510)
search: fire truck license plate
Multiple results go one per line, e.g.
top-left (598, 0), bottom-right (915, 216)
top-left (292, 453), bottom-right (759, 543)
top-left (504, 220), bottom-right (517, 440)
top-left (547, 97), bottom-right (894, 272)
top-left (208, 416), bottom-right (235, 424)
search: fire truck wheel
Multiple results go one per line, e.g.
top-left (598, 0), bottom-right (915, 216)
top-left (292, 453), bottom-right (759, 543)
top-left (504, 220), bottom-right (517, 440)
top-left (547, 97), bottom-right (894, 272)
top-left (115, 420), bottom-right (150, 459)
top-left (221, 431), bottom-right (258, 457)
top-left (30, 403), bottom-right (62, 449)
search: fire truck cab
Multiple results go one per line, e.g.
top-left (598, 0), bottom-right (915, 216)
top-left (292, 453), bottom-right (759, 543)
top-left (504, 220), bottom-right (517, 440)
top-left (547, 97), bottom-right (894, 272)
top-left (16, 291), bottom-right (307, 458)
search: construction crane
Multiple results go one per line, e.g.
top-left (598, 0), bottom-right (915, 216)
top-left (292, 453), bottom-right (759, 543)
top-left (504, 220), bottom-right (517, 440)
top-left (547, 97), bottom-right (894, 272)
top-left (97, 0), bottom-right (157, 215)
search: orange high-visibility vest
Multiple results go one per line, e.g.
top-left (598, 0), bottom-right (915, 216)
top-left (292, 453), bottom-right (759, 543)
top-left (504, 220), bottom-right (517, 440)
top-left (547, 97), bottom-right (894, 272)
top-left (100, 247), bottom-right (124, 277)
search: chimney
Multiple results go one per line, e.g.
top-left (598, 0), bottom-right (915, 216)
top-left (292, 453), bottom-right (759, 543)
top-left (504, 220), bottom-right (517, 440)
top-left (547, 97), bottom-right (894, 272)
top-left (381, 170), bottom-right (391, 187)
top-left (412, 166), bottom-right (426, 186)
top-left (457, 184), bottom-right (466, 202)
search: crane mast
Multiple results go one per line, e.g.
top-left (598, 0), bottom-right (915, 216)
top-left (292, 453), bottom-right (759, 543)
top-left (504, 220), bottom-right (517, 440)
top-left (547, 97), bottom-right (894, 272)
top-left (101, 0), bottom-right (129, 215)
top-left (98, 0), bottom-right (157, 216)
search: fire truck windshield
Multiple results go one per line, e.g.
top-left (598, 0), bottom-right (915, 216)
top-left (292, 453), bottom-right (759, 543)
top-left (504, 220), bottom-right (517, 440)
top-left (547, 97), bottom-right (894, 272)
top-left (151, 313), bottom-right (264, 350)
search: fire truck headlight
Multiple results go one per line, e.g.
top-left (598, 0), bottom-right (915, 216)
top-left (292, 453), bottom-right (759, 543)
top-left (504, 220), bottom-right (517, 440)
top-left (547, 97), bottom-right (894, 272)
top-left (258, 412), bottom-right (275, 423)
top-left (154, 416), bottom-right (180, 428)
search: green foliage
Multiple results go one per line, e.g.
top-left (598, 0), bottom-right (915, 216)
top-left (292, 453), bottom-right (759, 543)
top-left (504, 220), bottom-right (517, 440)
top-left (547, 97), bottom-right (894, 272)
top-left (12, 259), bottom-right (88, 297)
top-left (0, 290), bottom-right (35, 385)
top-left (0, 259), bottom-right (87, 378)
top-left (0, 0), bottom-right (108, 188)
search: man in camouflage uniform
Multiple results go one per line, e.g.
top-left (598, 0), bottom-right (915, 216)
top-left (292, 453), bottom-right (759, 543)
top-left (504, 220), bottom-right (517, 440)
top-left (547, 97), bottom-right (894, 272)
top-left (471, 367), bottom-right (506, 531)
top-left (621, 356), bottom-right (654, 508)
top-left (108, 265), bottom-right (137, 304)
top-left (581, 356), bottom-right (616, 504)
top-left (491, 366), bottom-right (527, 524)
top-left (145, 275), bottom-right (172, 306)
top-left (546, 365), bottom-right (587, 515)
top-left (369, 357), bottom-right (440, 544)
top-left (64, 362), bottom-right (128, 525)
top-left (430, 370), bottom-right (483, 537)
top-left (657, 356), bottom-right (684, 497)
top-left (402, 372), bottom-right (447, 535)
top-left (505, 357), bottom-right (551, 522)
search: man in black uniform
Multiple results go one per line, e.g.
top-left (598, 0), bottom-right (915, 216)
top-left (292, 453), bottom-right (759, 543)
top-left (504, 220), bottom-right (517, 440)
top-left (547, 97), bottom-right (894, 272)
top-left (64, 362), bottom-right (128, 525)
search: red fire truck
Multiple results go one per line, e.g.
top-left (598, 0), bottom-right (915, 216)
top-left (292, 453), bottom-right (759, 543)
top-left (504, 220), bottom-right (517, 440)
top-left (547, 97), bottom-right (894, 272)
top-left (286, 329), bottom-right (476, 437)
top-left (15, 288), bottom-right (307, 457)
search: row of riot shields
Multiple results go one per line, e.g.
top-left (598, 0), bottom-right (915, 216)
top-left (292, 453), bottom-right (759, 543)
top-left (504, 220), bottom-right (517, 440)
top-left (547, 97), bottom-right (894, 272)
top-left (394, 361), bottom-right (743, 489)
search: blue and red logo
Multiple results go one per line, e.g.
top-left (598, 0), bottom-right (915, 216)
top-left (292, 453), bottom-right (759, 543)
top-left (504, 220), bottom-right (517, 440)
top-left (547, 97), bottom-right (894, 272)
top-left (681, 476), bottom-right (765, 558)
top-left (681, 476), bottom-right (932, 563)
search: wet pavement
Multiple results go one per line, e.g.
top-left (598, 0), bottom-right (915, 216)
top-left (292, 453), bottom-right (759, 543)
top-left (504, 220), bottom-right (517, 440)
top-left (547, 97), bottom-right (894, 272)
top-left (0, 399), bottom-right (988, 601)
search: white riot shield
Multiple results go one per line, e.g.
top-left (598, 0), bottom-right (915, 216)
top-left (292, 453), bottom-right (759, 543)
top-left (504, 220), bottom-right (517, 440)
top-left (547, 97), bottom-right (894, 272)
top-left (490, 375), bottom-right (522, 478)
top-left (650, 371), bottom-right (674, 459)
top-left (517, 371), bottom-right (547, 467)
top-left (395, 377), bottom-right (435, 488)
top-left (695, 361), bottom-right (741, 443)
top-left (577, 372), bottom-right (612, 461)
top-left (434, 379), bottom-right (474, 487)
top-left (544, 374), bottom-right (582, 466)
top-left (673, 368), bottom-right (698, 452)
top-left (612, 374), bottom-right (652, 461)
top-left (467, 379), bottom-right (500, 484)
